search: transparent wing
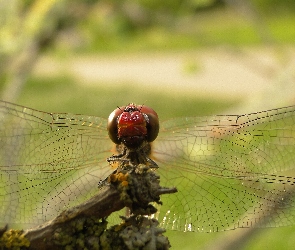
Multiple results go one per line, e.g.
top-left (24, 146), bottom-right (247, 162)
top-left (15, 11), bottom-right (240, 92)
top-left (153, 105), bottom-right (295, 232)
top-left (0, 101), bottom-right (113, 229)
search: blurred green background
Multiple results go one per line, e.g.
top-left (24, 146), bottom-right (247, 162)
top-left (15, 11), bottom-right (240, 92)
top-left (1, 0), bottom-right (295, 249)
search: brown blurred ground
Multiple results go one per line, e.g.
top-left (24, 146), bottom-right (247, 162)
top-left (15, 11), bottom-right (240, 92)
top-left (33, 46), bottom-right (295, 112)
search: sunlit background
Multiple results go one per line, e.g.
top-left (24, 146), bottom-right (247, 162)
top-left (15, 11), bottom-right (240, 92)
top-left (1, 0), bottom-right (295, 249)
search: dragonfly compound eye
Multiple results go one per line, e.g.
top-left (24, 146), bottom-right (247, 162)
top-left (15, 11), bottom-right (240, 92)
top-left (107, 104), bottom-right (159, 148)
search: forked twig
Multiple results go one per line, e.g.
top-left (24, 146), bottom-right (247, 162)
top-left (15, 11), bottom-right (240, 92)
top-left (19, 163), bottom-right (177, 250)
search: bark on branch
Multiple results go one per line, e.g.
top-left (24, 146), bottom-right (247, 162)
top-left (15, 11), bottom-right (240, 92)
top-left (24, 185), bottom-right (124, 249)
top-left (17, 163), bottom-right (177, 250)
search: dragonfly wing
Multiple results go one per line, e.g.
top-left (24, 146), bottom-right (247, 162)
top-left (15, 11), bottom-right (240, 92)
top-left (152, 106), bottom-right (295, 232)
top-left (0, 101), bottom-right (114, 228)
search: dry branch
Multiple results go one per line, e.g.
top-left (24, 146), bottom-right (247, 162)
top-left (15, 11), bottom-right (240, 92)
top-left (24, 185), bottom-right (123, 249)
top-left (20, 163), bottom-right (177, 250)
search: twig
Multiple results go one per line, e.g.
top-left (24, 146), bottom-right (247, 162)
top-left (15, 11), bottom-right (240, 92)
top-left (24, 185), bottom-right (123, 249)
top-left (21, 163), bottom-right (177, 250)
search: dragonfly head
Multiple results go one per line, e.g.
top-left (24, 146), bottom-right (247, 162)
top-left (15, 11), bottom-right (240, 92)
top-left (107, 104), bottom-right (159, 149)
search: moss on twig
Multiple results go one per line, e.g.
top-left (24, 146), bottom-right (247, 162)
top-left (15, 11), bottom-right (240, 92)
top-left (19, 162), bottom-right (177, 250)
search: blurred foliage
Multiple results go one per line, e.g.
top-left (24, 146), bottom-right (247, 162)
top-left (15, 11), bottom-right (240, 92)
top-left (1, 0), bottom-right (295, 59)
top-left (254, 0), bottom-right (295, 12)
top-left (0, 0), bottom-right (294, 110)
top-left (1, 0), bottom-right (295, 102)
top-left (53, 0), bottom-right (295, 53)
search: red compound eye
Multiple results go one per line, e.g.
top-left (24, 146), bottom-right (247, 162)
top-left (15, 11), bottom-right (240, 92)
top-left (107, 104), bottom-right (159, 148)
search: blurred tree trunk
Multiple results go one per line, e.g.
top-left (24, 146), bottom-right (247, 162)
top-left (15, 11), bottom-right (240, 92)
top-left (0, 0), bottom-right (99, 103)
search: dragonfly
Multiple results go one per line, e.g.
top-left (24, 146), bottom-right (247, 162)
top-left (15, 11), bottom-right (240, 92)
top-left (0, 100), bottom-right (295, 233)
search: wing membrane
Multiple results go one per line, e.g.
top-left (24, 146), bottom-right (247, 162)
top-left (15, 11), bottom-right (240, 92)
top-left (2, 101), bottom-right (295, 232)
top-left (0, 101), bottom-right (113, 228)
top-left (153, 106), bottom-right (295, 232)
